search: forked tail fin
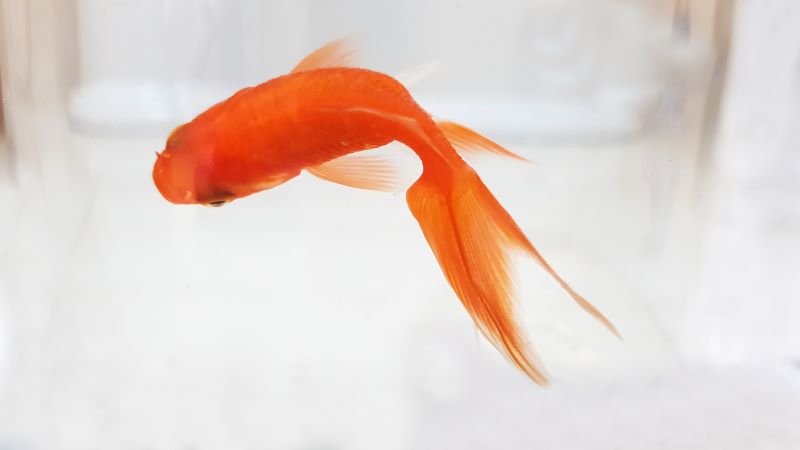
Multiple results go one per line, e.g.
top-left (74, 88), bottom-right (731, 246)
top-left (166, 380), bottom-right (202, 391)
top-left (406, 155), bottom-right (616, 383)
top-left (407, 166), bottom-right (551, 383)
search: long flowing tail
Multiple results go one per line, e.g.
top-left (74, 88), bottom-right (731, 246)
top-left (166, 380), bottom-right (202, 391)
top-left (406, 131), bottom-right (617, 384)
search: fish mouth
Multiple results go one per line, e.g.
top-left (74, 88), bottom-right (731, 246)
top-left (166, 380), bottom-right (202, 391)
top-left (206, 200), bottom-right (228, 207)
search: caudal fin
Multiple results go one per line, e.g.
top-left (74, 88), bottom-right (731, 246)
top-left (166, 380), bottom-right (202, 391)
top-left (407, 167), bottom-right (551, 383)
top-left (407, 161), bottom-right (616, 383)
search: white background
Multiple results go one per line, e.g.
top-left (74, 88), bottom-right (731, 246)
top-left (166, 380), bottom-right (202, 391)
top-left (0, 0), bottom-right (799, 449)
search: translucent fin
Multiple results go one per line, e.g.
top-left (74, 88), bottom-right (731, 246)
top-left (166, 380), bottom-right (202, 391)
top-left (437, 121), bottom-right (530, 162)
top-left (521, 239), bottom-right (621, 339)
top-left (407, 167), bottom-right (549, 384)
top-left (437, 122), bottom-right (619, 338)
top-left (307, 153), bottom-right (400, 192)
top-left (291, 37), bottom-right (358, 73)
top-left (407, 159), bottom-right (618, 382)
top-left (394, 60), bottom-right (444, 88)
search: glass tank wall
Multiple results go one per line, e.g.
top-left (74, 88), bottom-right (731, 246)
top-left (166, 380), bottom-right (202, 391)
top-left (1, 1), bottom-right (799, 449)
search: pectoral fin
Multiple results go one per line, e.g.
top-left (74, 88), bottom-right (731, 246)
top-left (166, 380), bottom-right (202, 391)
top-left (307, 153), bottom-right (402, 192)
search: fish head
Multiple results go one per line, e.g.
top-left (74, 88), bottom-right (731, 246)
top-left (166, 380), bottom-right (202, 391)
top-left (152, 123), bottom-right (231, 206)
top-left (153, 121), bottom-right (300, 207)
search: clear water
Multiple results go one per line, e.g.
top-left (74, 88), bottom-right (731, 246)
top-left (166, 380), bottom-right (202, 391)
top-left (1, 1), bottom-right (799, 449)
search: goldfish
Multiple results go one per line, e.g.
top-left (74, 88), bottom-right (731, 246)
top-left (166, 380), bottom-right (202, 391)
top-left (152, 39), bottom-right (617, 384)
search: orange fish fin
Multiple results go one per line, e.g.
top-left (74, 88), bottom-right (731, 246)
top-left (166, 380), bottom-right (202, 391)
top-left (407, 167), bottom-right (549, 384)
top-left (519, 238), bottom-right (621, 338)
top-left (307, 153), bottom-right (402, 192)
top-left (437, 121), bottom-right (530, 162)
top-left (291, 37), bottom-right (358, 73)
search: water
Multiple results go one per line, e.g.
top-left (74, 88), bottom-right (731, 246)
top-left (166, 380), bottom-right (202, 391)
top-left (1, 1), bottom-right (799, 449)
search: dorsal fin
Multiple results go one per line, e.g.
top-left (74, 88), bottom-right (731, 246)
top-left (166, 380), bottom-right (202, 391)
top-left (291, 38), bottom-right (358, 74)
top-left (437, 121), bottom-right (530, 162)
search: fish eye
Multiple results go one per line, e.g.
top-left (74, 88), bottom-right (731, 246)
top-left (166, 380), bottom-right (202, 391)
top-left (207, 200), bottom-right (228, 207)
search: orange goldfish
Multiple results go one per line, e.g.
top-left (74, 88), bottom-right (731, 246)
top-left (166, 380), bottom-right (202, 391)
top-left (153, 39), bottom-right (617, 384)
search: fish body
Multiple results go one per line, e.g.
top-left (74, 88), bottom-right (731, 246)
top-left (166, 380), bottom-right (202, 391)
top-left (155, 67), bottom-right (449, 205)
top-left (153, 40), bottom-right (617, 383)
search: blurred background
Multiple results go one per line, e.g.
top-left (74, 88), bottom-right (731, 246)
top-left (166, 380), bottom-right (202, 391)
top-left (1, 0), bottom-right (799, 449)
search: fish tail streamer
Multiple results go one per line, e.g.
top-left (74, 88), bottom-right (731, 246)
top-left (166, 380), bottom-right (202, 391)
top-left (406, 130), bottom-right (616, 384)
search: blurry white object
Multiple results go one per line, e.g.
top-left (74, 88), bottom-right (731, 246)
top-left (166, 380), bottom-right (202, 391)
top-left (418, 0), bottom-right (712, 141)
top-left (66, 0), bottom-right (713, 141)
top-left (69, 0), bottom-right (247, 135)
